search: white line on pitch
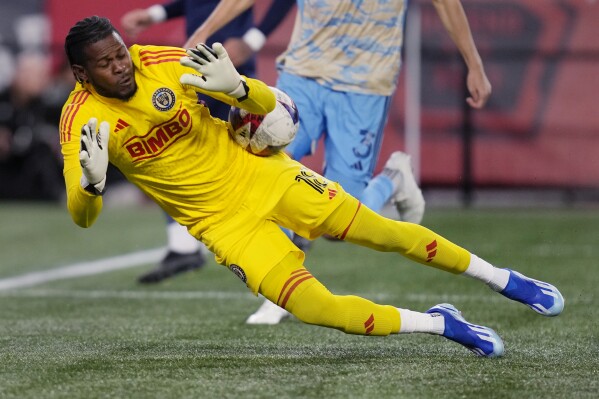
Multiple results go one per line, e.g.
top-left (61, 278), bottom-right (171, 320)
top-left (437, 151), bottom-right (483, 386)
top-left (0, 288), bottom-right (254, 300)
top-left (0, 247), bottom-right (166, 291)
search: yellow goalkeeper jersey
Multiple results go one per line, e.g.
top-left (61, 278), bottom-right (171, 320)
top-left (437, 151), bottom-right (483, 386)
top-left (59, 44), bottom-right (276, 235)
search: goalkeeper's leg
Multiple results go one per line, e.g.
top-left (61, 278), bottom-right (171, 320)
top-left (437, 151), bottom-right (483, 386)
top-left (259, 253), bottom-right (399, 336)
top-left (259, 253), bottom-right (504, 357)
top-left (321, 196), bottom-right (563, 317)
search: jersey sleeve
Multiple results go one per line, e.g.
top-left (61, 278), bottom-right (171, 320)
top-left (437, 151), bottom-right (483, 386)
top-left (204, 75), bottom-right (277, 115)
top-left (134, 44), bottom-right (277, 115)
top-left (59, 89), bottom-right (103, 228)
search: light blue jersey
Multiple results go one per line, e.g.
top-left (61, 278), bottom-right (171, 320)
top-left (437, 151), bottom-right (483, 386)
top-left (277, 0), bottom-right (408, 96)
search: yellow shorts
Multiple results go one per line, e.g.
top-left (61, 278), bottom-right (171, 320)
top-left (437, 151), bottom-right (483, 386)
top-left (200, 152), bottom-right (348, 294)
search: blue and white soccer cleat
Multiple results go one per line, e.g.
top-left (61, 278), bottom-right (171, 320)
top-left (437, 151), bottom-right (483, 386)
top-left (498, 269), bottom-right (564, 316)
top-left (426, 303), bottom-right (504, 358)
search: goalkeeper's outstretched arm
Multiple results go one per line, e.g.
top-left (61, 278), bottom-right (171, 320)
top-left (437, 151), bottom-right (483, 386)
top-left (179, 42), bottom-right (276, 115)
top-left (61, 117), bottom-right (109, 228)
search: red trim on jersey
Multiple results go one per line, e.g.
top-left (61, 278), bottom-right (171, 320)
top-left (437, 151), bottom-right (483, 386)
top-left (143, 58), bottom-right (184, 66)
top-left (66, 91), bottom-right (90, 142)
top-left (140, 49), bottom-right (187, 67)
top-left (139, 48), bottom-right (187, 56)
top-left (140, 51), bottom-right (186, 62)
top-left (339, 201), bottom-right (362, 240)
top-left (60, 91), bottom-right (82, 142)
top-left (60, 91), bottom-right (89, 143)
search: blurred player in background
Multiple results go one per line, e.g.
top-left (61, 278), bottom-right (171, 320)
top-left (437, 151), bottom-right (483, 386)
top-left (0, 52), bottom-right (64, 201)
top-left (121, 1), bottom-right (259, 284)
top-left (192, 0), bottom-right (492, 324)
top-left (0, 9), bottom-right (65, 202)
top-left (60, 16), bottom-right (563, 358)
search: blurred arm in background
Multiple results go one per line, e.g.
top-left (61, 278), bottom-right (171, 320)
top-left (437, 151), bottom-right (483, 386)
top-left (431, 0), bottom-right (491, 108)
top-left (194, 0), bottom-right (296, 67)
top-left (184, 0), bottom-right (255, 48)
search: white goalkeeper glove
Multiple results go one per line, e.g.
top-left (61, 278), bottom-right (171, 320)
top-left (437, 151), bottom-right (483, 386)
top-left (180, 42), bottom-right (249, 100)
top-left (79, 118), bottom-right (110, 195)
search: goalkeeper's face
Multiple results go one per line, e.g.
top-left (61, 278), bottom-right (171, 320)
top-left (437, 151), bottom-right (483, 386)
top-left (79, 32), bottom-right (137, 101)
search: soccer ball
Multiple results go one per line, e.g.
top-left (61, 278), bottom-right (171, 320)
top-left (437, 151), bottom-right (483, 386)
top-left (228, 86), bottom-right (299, 156)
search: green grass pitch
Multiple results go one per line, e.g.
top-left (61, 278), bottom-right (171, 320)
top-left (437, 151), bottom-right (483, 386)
top-left (0, 202), bottom-right (597, 398)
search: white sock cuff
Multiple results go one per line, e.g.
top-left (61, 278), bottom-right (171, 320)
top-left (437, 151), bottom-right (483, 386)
top-left (464, 253), bottom-right (510, 291)
top-left (397, 308), bottom-right (444, 335)
top-left (464, 253), bottom-right (494, 283)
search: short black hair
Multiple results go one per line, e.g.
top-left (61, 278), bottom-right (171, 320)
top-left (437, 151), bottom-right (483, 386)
top-left (64, 16), bottom-right (120, 66)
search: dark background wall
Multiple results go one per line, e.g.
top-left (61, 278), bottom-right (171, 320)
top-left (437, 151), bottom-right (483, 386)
top-left (44, 0), bottom-right (599, 191)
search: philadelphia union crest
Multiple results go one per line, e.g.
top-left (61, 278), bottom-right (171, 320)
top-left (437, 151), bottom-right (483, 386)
top-left (229, 264), bottom-right (247, 283)
top-left (152, 87), bottom-right (176, 111)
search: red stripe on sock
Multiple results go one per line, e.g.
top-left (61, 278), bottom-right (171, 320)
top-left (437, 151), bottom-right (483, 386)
top-left (426, 240), bottom-right (438, 252)
top-left (276, 269), bottom-right (312, 305)
top-left (279, 275), bottom-right (314, 309)
top-left (364, 313), bottom-right (375, 335)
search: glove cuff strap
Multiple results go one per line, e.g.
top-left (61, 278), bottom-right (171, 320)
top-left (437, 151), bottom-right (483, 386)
top-left (227, 79), bottom-right (250, 102)
top-left (81, 175), bottom-right (106, 196)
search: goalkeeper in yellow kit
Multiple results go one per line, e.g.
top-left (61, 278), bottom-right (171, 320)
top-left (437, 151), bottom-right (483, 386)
top-left (60, 16), bottom-right (564, 357)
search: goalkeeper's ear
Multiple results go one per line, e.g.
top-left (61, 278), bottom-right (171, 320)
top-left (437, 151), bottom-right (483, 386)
top-left (72, 64), bottom-right (88, 85)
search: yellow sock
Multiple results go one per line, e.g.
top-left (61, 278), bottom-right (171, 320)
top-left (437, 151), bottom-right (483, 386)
top-left (322, 197), bottom-right (472, 274)
top-left (259, 253), bottom-right (401, 336)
